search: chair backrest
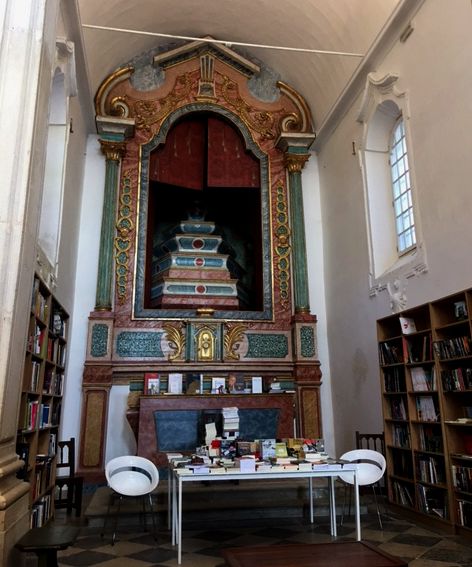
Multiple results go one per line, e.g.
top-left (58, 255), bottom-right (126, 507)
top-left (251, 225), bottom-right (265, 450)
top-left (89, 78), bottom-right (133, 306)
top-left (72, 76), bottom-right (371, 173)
top-left (56, 437), bottom-right (76, 478)
top-left (355, 431), bottom-right (385, 455)
top-left (105, 455), bottom-right (159, 497)
top-left (338, 449), bottom-right (386, 486)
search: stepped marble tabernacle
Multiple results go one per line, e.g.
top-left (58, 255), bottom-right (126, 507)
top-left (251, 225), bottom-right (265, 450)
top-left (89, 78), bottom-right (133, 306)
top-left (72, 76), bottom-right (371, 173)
top-left (150, 215), bottom-right (248, 310)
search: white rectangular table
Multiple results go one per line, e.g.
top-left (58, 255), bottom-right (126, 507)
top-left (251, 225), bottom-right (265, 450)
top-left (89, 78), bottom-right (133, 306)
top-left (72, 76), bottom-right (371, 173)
top-left (169, 464), bottom-right (360, 565)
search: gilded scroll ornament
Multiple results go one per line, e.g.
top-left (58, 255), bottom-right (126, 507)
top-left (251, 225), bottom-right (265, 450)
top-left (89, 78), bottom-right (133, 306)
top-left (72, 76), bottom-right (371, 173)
top-left (224, 324), bottom-right (246, 360)
top-left (131, 73), bottom-right (193, 134)
top-left (162, 323), bottom-right (186, 361)
top-left (220, 75), bottom-right (277, 140)
top-left (275, 183), bottom-right (291, 309)
top-left (115, 171), bottom-right (134, 304)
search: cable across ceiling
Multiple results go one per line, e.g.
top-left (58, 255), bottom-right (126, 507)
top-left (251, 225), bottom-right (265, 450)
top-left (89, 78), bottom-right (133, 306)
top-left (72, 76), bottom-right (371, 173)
top-left (81, 24), bottom-right (365, 58)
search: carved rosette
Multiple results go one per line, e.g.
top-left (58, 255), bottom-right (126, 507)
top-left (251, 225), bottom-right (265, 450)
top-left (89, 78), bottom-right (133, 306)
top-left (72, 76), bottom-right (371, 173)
top-left (274, 183), bottom-right (291, 309)
top-left (115, 171), bottom-right (134, 304)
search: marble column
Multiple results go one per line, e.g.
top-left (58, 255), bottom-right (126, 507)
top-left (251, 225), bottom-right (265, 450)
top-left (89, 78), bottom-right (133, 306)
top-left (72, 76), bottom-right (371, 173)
top-left (95, 140), bottom-right (126, 310)
top-left (284, 151), bottom-right (311, 314)
top-left (94, 116), bottom-right (134, 310)
top-left (276, 133), bottom-right (315, 314)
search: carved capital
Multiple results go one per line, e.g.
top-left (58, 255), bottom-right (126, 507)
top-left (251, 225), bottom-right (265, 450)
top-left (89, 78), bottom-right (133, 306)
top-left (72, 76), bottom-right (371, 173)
top-left (99, 140), bottom-right (127, 161)
top-left (284, 153), bottom-right (310, 173)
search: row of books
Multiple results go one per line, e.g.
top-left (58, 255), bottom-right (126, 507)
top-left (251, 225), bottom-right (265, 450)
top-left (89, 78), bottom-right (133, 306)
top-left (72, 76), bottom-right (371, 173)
top-left (30, 494), bottom-right (52, 528)
top-left (410, 367), bottom-right (436, 391)
top-left (43, 369), bottom-right (64, 396)
top-left (28, 325), bottom-right (47, 358)
top-left (452, 464), bottom-right (472, 493)
top-left (457, 498), bottom-right (472, 527)
top-left (46, 337), bottom-right (67, 367)
top-left (416, 455), bottom-right (445, 484)
top-left (144, 373), bottom-right (270, 395)
top-left (416, 484), bottom-right (447, 518)
top-left (433, 336), bottom-right (471, 360)
top-left (419, 425), bottom-right (443, 453)
top-left (28, 361), bottom-right (41, 392)
top-left (403, 334), bottom-right (433, 364)
top-left (392, 424), bottom-right (410, 448)
top-left (32, 455), bottom-right (54, 500)
top-left (379, 341), bottom-right (403, 365)
top-left (390, 396), bottom-right (407, 420)
top-left (415, 396), bottom-right (439, 422)
top-left (392, 480), bottom-right (414, 507)
top-left (383, 367), bottom-right (406, 392)
top-left (22, 400), bottom-right (60, 430)
top-left (441, 367), bottom-right (472, 391)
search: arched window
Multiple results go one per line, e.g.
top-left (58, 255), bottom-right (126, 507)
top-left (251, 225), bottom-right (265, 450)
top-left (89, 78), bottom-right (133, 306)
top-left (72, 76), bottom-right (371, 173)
top-left (358, 73), bottom-right (426, 294)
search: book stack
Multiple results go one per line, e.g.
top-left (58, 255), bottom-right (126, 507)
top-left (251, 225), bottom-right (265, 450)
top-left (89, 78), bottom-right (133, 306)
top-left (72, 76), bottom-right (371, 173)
top-left (222, 407), bottom-right (239, 437)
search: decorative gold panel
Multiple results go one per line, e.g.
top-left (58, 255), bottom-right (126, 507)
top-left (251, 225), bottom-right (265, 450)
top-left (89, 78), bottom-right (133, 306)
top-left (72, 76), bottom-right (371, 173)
top-left (115, 170), bottom-right (134, 304)
top-left (274, 182), bottom-right (291, 309)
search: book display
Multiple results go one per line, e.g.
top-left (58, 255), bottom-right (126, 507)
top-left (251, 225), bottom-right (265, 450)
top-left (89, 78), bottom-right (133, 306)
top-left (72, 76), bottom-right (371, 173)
top-left (16, 273), bottom-right (69, 527)
top-left (378, 289), bottom-right (472, 533)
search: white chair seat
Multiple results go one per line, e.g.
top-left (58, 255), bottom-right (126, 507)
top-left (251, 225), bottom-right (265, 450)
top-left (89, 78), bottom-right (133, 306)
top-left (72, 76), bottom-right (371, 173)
top-left (102, 455), bottom-right (159, 544)
top-left (339, 449), bottom-right (386, 529)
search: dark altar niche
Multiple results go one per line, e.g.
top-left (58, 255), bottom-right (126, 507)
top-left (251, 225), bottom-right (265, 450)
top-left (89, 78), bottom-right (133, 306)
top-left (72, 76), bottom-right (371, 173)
top-left (141, 110), bottom-right (265, 315)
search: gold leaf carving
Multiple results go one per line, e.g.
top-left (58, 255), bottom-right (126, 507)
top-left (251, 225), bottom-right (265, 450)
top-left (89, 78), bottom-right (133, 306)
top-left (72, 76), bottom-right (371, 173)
top-left (162, 323), bottom-right (186, 361)
top-left (220, 76), bottom-right (276, 140)
top-left (224, 324), bottom-right (246, 360)
top-left (132, 73), bottom-right (193, 134)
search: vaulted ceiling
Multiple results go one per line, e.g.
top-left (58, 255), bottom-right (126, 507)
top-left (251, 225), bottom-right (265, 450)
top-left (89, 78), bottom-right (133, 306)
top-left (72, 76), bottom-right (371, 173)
top-left (77, 0), bottom-right (401, 131)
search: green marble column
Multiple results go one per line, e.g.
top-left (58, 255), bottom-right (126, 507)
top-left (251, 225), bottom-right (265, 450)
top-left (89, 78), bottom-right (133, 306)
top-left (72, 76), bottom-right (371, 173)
top-left (95, 140), bottom-right (126, 310)
top-left (285, 152), bottom-right (311, 314)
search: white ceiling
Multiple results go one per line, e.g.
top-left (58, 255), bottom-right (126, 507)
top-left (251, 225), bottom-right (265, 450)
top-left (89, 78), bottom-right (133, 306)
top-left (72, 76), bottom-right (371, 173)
top-left (77, 0), bottom-right (401, 129)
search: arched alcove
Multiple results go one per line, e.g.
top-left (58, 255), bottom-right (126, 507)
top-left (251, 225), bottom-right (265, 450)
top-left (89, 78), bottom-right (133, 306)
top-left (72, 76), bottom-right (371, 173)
top-left (134, 104), bottom-right (272, 320)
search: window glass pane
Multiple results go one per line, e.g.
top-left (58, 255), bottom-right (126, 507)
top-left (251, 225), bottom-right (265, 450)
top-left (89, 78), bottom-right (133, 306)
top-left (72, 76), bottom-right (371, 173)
top-left (390, 117), bottom-right (416, 254)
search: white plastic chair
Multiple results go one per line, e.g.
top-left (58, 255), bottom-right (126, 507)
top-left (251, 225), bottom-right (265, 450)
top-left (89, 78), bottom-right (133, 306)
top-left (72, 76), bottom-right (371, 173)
top-left (102, 455), bottom-right (160, 544)
top-left (339, 449), bottom-right (386, 529)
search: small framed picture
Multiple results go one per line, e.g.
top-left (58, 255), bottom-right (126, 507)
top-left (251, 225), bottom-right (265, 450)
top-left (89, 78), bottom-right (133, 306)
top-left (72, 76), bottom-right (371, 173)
top-left (454, 300), bottom-right (468, 320)
top-left (144, 372), bottom-right (160, 395)
top-left (211, 377), bottom-right (226, 394)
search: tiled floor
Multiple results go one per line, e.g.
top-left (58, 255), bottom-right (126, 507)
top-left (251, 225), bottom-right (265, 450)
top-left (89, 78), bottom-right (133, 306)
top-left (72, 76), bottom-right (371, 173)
top-left (52, 487), bottom-right (472, 567)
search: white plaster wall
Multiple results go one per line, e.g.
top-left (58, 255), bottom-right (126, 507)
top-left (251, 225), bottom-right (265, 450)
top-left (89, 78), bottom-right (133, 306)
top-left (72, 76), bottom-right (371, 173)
top-left (302, 156), bottom-right (335, 456)
top-left (105, 386), bottom-right (137, 462)
top-left (317, 0), bottom-right (472, 455)
top-left (60, 135), bottom-right (104, 441)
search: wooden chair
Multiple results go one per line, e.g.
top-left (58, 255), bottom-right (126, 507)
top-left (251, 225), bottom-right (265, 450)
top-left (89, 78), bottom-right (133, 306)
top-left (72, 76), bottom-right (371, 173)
top-left (355, 431), bottom-right (386, 495)
top-left (355, 431), bottom-right (385, 455)
top-left (55, 437), bottom-right (84, 517)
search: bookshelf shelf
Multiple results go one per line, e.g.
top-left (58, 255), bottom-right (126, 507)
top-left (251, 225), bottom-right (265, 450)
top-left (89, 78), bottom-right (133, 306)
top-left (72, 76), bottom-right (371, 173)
top-left (378, 289), bottom-right (472, 532)
top-left (16, 273), bottom-right (69, 528)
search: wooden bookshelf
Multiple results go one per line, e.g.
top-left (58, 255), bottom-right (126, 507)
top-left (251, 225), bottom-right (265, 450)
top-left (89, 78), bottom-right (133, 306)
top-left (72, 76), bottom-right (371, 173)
top-left (378, 291), bottom-right (472, 532)
top-left (16, 273), bottom-right (69, 527)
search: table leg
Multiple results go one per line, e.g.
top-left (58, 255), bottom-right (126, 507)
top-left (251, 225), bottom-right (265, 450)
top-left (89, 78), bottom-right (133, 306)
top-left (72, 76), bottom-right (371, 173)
top-left (178, 477), bottom-right (183, 565)
top-left (329, 477), bottom-right (337, 536)
top-left (171, 471), bottom-right (177, 546)
top-left (354, 470), bottom-right (361, 541)
top-left (168, 468), bottom-right (171, 530)
top-left (309, 477), bottom-right (314, 523)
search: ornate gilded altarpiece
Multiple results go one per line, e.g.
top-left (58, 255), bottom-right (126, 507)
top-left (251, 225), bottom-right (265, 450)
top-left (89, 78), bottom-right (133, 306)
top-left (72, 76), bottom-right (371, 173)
top-left (80, 38), bottom-right (321, 475)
